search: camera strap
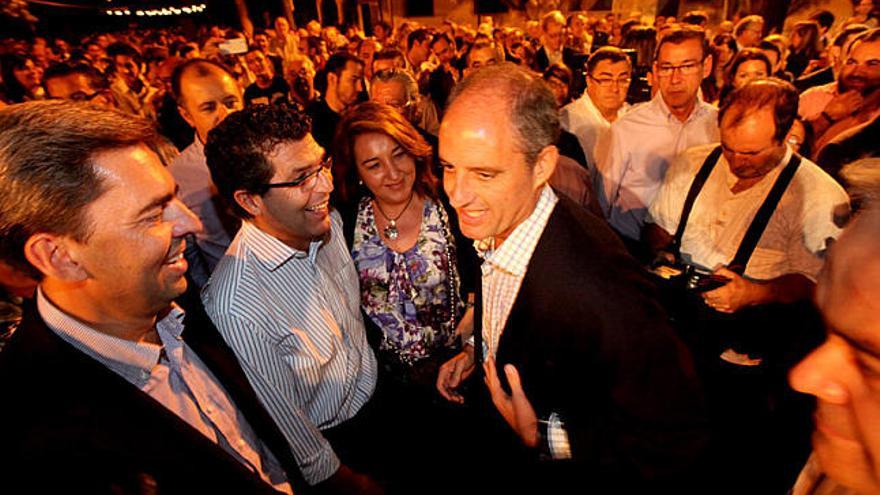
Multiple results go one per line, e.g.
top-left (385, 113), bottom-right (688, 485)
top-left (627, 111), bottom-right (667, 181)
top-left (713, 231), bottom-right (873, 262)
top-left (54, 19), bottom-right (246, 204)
top-left (671, 146), bottom-right (803, 275)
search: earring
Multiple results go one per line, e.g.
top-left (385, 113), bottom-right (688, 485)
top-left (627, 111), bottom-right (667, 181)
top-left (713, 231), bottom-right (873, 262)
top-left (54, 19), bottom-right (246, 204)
top-left (358, 180), bottom-right (364, 185)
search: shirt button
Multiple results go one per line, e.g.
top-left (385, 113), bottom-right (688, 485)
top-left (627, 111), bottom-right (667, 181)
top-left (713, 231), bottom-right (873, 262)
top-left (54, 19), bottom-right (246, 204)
top-left (140, 370), bottom-right (150, 380)
top-left (237, 439), bottom-right (247, 448)
top-left (205, 406), bottom-right (214, 415)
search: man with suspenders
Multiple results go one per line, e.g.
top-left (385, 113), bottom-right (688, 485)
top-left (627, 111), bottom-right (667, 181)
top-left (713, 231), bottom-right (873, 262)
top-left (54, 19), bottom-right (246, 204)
top-left (644, 78), bottom-right (850, 493)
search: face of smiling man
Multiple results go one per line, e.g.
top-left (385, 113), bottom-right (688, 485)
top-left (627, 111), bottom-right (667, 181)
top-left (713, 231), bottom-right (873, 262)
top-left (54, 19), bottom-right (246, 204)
top-left (439, 93), bottom-right (554, 246)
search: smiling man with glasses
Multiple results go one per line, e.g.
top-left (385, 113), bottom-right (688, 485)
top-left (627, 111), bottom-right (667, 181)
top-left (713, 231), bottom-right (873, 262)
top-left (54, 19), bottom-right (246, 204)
top-left (600, 26), bottom-right (719, 252)
top-left (202, 104), bottom-right (383, 494)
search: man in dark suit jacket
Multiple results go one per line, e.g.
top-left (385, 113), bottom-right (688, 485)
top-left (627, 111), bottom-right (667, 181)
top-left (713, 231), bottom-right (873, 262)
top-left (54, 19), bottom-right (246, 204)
top-left (0, 101), bottom-right (306, 494)
top-left (436, 63), bottom-right (708, 492)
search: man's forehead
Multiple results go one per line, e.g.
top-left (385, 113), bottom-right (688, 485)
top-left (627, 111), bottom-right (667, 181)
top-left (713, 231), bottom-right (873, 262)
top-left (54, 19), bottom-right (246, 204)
top-left (658, 39), bottom-right (704, 62)
top-left (343, 61), bottom-right (364, 75)
top-left (270, 135), bottom-right (324, 167)
top-left (593, 60), bottom-right (631, 75)
top-left (373, 81), bottom-right (404, 98)
top-left (45, 74), bottom-right (93, 96)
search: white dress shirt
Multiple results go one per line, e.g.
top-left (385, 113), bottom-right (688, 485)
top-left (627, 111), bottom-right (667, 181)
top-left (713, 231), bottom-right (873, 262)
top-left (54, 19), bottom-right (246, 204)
top-left (601, 92), bottom-right (719, 240)
top-left (648, 144), bottom-right (848, 281)
top-left (560, 91), bottom-right (629, 177)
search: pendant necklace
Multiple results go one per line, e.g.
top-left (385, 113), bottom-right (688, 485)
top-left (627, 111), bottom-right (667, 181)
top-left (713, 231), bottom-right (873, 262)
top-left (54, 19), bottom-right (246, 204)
top-left (374, 192), bottom-right (415, 241)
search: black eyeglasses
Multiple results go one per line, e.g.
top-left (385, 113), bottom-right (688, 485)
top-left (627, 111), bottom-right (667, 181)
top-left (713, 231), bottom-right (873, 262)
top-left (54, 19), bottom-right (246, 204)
top-left (262, 156), bottom-right (333, 192)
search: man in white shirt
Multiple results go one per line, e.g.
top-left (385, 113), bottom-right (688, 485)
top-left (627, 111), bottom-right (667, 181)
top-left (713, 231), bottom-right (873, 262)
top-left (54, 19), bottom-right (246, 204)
top-left (645, 78), bottom-right (849, 493)
top-left (561, 46), bottom-right (632, 179)
top-left (169, 59), bottom-right (244, 275)
top-left (602, 26), bottom-right (719, 245)
top-left (201, 104), bottom-right (381, 494)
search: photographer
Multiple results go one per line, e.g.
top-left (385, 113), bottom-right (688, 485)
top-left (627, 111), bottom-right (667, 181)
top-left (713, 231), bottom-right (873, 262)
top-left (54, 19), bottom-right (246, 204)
top-left (643, 78), bottom-right (850, 493)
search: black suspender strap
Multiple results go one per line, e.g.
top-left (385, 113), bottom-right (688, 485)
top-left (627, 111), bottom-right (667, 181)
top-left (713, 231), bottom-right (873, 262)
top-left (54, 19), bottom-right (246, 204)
top-left (671, 145), bottom-right (723, 258)
top-left (728, 153), bottom-right (803, 274)
top-left (472, 265), bottom-right (483, 378)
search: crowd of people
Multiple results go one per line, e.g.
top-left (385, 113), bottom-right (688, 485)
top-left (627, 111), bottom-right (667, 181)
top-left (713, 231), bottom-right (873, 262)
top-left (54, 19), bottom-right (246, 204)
top-left (1, 2), bottom-right (880, 494)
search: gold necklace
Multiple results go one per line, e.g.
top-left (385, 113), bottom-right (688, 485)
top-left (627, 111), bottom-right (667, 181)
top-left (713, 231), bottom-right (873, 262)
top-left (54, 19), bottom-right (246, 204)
top-left (374, 192), bottom-right (415, 241)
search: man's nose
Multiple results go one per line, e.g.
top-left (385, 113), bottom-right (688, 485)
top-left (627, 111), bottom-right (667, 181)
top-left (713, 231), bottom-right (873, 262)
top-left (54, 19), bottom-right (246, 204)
top-left (789, 338), bottom-right (850, 405)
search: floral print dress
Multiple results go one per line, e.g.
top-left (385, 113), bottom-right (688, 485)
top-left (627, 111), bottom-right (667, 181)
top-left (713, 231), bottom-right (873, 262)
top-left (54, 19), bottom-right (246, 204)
top-left (351, 196), bottom-right (463, 367)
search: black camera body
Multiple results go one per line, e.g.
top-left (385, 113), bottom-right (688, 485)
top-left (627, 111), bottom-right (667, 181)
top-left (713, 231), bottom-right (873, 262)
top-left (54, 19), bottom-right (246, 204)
top-left (650, 262), bottom-right (730, 293)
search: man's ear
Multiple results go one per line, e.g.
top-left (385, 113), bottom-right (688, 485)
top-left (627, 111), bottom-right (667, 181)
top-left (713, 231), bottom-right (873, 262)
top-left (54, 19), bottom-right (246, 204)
top-left (233, 189), bottom-right (264, 218)
top-left (178, 103), bottom-right (196, 129)
top-left (532, 144), bottom-right (559, 190)
top-left (327, 71), bottom-right (338, 90)
top-left (702, 54), bottom-right (713, 79)
top-left (23, 234), bottom-right (88, 282)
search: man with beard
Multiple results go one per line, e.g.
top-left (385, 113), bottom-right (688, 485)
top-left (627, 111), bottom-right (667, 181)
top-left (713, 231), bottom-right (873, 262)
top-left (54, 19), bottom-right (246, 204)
top-left (243, 49), bottom-right (291, 107)
top-left (106, 42), bottom-right (159, 119)
top-left (306, 52), bottom-right (364, 149)
top-left (800, 29), bottom-right (880, 150)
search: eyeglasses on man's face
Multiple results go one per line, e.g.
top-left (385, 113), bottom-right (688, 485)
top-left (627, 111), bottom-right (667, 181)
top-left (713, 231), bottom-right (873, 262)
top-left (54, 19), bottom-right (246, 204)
top-left (589, 75), bottom-right (632, 87)
top-left (655, 61), bottom-right (703, 78)
top-left (262, 156), bottom-right (333, 192)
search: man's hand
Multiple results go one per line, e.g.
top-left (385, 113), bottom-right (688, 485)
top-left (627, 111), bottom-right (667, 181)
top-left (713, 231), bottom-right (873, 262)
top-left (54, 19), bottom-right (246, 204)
top-left (436, 346), bottom-right (475, 404)
top-left (823, 90), bottom-right (865, 121)
top-left (483, 358), bottom-right (538, 448)
top-left (701, 267), bottom-right (764, 314)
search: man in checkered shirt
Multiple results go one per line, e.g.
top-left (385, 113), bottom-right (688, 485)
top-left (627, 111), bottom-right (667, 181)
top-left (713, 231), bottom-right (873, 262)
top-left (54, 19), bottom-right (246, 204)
top-left (435, 62), bottom-right (710, 491)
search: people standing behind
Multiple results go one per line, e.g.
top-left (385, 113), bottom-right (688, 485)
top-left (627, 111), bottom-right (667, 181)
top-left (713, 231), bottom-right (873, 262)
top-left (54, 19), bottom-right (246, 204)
top-left (427, 33), bottom-right (458, 116)
top-left (462, 40), bottom-right (500, 78)
top-left (786, 21), bottom-right (823, 79)
top-left (251, 30), bottom-right (284, 76)
top-left (566, 12), bottom-right (591, 54)
top-left (369, 68), bottom-right (440, 139)
top-left (618, 25), bottom-right (656, 104)
top-left (0, 100), bottom-right (305, 494)
top-left (42, 61), bottom-right (116, 108)
top-left (702, 34), bottom-right (739, 104)
top-left (307, 52), bottom-right (364, 149)
top-left (270, 16), bottom-right (300, 72)
top-left (758, 39), bottom-right (794, 82)
top-left (845, 0), bottom-right (879, 29)
top-left (561, 46), bottom-right (631, 177)
top-left (106, 42), bottom-right (159, 119)
top-left (435, 62), bottom-right (709, 492)
top-left (809, 10), bottom-right (836, 48)
top-left (734, 15), bottom-right (765, 50)
top-left (533, 10), bottom-right (577, 73)
top-left (243, 49), bottom-right (290, 106)
top-left (0, 54), bottom-right (44, 103)
top-left (800, 29), bottom-right (880, 155)
top-left (168, 59), bottom-right (244, 276)
top-left (795, 24), bottom-right (870, 92)
top-left (404, 28), bottom-right (433, 81)
top-left (202, 104), bottom-right (383, 493)
top-left (601, 26), bottom-right (719, 251)
top-left (718, 48), bottom-right (772, 104)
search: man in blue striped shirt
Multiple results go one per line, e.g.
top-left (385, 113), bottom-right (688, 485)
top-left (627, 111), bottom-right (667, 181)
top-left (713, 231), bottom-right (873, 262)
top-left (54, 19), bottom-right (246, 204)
top-left (203, 104), bottom-right (382, 494)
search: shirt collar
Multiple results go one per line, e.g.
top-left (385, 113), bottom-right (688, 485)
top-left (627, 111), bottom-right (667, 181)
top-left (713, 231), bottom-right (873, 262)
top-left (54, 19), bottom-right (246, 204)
top-left (474, 185), bottom-right (558, 277)
top-left (578, 92), bottom-right (629, 123)
top-left (653, 90), bottom-right (711, 124)
top-left (36, 287), bottom-right (185, 382)
top-left (239, 220), bottom-right (324, 271)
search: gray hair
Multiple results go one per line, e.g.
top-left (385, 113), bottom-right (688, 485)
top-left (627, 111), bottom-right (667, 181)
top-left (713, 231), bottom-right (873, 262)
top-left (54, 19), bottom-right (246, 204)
top-left (841, 158), bottom-right (880, 208)
top-left (0, 100), bottom-right (157, 278)
top-left (446, 62), bottom-right (559, 166)
top-left (369, 68), bottom-right (418, 105)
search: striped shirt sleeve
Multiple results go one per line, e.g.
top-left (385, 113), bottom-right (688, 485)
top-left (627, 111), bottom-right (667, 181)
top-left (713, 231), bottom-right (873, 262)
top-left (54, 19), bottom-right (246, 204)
top-left (214, 313), bottom-right (341, 485)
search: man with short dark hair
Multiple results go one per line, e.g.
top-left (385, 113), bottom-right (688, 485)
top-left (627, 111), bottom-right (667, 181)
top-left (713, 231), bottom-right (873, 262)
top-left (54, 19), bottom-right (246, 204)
top-left (795, 24), bottom-right (870, 92)
top-left (405, 28), bottom-right (433, 76)
top-left (43, 61), bottom-right (116, 107)
top-left (106, 41), bottom-right (159, 118)
top-left (436, 62), bottom-right (708, 491)
top-left (202, 104), bottom-right (381, 494)
top-left (306, 52), bottom-right (364, 149)
top-left (243, 49), bottom-right (291, 106)
top-left (252, 30), bottom-right (284, 75)
top-left (645, 78), bottom-right (849, 492)
top-left (427, 33), bottom-right (459, 115)
top-left (463, 41), bottom-right (499, 78)
top-left (801, 29), bottom-right (880, 153)
top-left (734, 15), bottom-right (765, 50)
top-left (168, 59), bottom-right (244, 275)
top-left (602, 26), bottom-right (719, 247)
top-left (533, 10), bottom-right (577, 73)
top-left (0, 100), bottom-right (305, 494)
top-left (561, 47), bottom-right (632, 177)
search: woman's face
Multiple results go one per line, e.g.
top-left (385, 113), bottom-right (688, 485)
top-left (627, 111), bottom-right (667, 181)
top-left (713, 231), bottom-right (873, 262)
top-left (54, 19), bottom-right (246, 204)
top-left (716, 43), bottom-right (734, 67)
top-left (353, 132), bottom-right (417, 205)
top-left (13, 59), bottom-right (41, 90)
top-left (856, 0), bottom-right (874, 16)
top-left (734, 59), bottom-right (768, 88)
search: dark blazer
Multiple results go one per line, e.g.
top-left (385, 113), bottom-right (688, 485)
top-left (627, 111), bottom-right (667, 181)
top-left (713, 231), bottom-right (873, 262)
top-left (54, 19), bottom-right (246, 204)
top-left (0, 300), bottom-right (308, 495)
top-left (476, 196), bottom-right (709, 491)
